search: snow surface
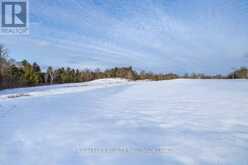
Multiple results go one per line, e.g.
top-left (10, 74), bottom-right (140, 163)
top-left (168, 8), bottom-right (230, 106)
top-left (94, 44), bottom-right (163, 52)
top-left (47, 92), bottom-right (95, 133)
top-left (0, 79), bottom-right (248, 165)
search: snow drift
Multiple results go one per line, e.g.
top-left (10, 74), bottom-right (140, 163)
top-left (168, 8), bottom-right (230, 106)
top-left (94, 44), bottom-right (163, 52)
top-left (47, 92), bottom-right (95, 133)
top-left (0, 79), bottom-right (248, 165)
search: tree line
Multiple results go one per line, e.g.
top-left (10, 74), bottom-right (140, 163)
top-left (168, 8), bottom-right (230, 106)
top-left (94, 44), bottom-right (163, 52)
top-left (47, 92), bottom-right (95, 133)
top-left (0, 45), bottom-right (247, 89)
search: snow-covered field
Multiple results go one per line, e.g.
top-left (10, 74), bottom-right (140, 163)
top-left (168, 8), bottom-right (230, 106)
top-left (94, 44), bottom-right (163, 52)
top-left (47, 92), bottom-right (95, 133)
top-left (0, 79), bottom-right (248, 165)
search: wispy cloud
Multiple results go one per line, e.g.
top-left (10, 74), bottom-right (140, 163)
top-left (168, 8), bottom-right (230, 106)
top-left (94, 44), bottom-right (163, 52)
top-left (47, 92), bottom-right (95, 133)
top-left (0, 0), bottom-right (248, 73)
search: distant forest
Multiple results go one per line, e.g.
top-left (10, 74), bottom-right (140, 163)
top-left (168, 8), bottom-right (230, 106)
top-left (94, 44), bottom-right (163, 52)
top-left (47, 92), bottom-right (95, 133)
top-left (0, 45), bottom-right (248, 89)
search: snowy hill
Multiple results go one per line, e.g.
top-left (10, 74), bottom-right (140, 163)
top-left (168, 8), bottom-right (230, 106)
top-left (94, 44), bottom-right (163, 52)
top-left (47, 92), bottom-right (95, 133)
top-left (0, 78), bottom-right (131, 100)
top-left (0, 79), bottom-right (248, 165)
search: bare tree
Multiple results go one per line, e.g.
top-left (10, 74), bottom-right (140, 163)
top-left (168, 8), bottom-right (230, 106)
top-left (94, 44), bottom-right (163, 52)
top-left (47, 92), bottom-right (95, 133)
top-left (0, 45), bottom-right (9, 75)
top-left (46, 66), bottom-right (54, 84)
top-left (0, 44), bottom-right (8, 58)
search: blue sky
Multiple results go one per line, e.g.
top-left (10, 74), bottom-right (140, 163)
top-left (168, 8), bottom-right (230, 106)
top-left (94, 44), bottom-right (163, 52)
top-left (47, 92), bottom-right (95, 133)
top-left (1, 0), bottom-right (248, 74)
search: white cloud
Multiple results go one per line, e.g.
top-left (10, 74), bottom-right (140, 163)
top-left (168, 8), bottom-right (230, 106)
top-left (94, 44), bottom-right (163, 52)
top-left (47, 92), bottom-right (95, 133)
top-left (1, 0), bottom-right (248, 74)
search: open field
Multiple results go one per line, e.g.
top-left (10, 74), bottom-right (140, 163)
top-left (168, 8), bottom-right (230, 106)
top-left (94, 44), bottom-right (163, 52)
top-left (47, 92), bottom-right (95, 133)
top-left (0, 79), bottom-right (248, 165)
